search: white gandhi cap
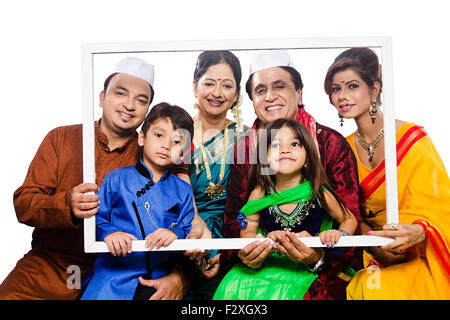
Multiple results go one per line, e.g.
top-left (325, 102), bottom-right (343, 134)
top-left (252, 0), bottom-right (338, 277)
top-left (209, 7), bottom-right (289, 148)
top-left (249, 50), bottom-right (294, 75)
top-left (112, 56), bottom-right (155, 87)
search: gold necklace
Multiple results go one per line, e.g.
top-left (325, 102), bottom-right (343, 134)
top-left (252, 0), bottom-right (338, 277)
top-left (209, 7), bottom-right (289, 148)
top-left (194, 118), bottom-right (229, 199)
top-left (355, 128), bottom-right (384, 162)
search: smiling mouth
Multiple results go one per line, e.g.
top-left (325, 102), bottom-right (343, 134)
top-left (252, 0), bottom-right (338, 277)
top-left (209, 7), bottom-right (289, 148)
top-left (279, 157), bottom-right (295, 161)
top-left (266, 105), bottom-right (283, 112)
top-left (118, 111), bottom-right (133, 119)
top-left (339, 104), bottom-right (354, 112)
top-left (208, 99), bottom-right (225, 106)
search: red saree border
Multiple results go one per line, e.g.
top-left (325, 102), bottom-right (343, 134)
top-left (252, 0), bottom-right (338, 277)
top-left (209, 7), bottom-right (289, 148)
top-left (361, 125), bottom-right (427, 203)
top-left (414, 220), bottom-right (450, 276)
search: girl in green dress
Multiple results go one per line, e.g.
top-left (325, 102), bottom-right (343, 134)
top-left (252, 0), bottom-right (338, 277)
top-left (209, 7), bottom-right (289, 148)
top-left (214, 118), bottom-right (357, 300)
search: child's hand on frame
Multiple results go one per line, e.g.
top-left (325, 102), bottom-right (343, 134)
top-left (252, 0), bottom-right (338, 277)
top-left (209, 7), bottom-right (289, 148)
top-left (104, 231), bottom-right (138, 257)
top-left (319, 229), bottom-right (344, 248)
top-left (145, 228), bottom-right (177, 250)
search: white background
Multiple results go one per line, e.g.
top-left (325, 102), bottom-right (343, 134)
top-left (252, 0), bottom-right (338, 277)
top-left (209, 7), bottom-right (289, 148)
top-left (1, 0), bottom-right (449, 284)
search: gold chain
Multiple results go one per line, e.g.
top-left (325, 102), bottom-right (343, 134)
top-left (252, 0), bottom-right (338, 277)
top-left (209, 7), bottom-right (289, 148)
top-left (194, 118), bottom-right (229, 199)
top-left (355, 128), bottom-right (384, 162)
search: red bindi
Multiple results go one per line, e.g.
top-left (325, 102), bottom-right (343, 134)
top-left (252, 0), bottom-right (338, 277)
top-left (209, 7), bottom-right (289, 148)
top-left (340, 80), bottom-right (345, 84)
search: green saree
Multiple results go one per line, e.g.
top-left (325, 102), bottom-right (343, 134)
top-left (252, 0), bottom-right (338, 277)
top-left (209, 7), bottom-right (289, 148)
top-left (186, 122), bottom-right (248, 300)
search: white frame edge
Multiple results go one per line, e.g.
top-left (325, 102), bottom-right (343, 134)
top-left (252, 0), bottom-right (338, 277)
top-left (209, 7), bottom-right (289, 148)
top-left (82, 37), bottom-right (397, 253)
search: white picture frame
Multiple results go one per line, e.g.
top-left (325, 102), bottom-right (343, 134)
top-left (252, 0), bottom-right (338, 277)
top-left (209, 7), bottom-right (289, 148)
top-left (82, 37), bottom-right (397, 253)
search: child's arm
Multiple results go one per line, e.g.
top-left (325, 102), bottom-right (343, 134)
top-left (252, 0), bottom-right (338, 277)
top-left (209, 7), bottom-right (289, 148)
top-left (176, 172), bottom-right (211, 241)
top-left (96, 172), bottom-right (123, 240)
top-left (319, 190), bottom-right (358, 247)
top-left (240, 186), bottom-right (264, 238)
top-left (95, 173), bottom-right (139, 256)
top-left (240, 213), bottom-right (260, 238)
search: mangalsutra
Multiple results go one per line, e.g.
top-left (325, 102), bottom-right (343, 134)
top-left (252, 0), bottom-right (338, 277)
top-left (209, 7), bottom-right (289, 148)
top-left (355, 128), bottom-right (384, 162)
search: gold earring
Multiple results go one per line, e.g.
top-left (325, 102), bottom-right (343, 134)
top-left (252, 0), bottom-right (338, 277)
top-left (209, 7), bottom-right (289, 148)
top-left (369, 99), bottom-right (377, 124)
top-left (194, 103), bottom-right (200, 109)
top-left (338, 113), bottom-right (344, 127)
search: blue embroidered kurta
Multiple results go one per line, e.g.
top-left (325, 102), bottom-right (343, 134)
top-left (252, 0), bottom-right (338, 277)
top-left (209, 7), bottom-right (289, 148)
top-left (81, 159), bottom-right (195, 300)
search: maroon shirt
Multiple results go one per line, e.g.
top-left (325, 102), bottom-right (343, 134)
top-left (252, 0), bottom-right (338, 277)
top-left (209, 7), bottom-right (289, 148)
top-left (221, 108), bottom-right (363, 300)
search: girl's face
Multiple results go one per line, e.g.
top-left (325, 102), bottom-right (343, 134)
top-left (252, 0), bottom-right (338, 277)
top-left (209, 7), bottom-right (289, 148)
top-left (329, 68), bottom-right (379, 120)
top-left (193, 63), bottom-right (238, 119)
top-left (267, 125), bottom-right (307, 177)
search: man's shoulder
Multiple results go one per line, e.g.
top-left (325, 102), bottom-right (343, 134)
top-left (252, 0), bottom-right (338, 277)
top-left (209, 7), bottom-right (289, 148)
top-left (315, 122), bottom-right (349, 148)
top-left (316, 122), bottom-right (345, 139)
top-left (48, 123), bottom-right (82, 133)
top-left (37, 124), bottom-right (83, 150)
top-left (46, 123), bottom-right (82, 140)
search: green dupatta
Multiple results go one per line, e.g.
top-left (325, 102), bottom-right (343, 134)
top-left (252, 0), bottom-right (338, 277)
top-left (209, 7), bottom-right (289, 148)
top-left (214, 181), bottom-right (334, 300)
top-left (241, 180), bottom-right (322, 216)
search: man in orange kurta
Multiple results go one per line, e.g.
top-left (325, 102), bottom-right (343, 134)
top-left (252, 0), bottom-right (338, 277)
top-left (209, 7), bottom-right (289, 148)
top-left (0, 57), bottom-right (193, 300)
top-left (1, 123), bottom-right (142, 299)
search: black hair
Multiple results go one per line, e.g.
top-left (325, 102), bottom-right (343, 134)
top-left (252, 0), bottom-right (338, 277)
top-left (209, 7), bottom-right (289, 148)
top-left (193, 50), bottom-right (242, 96)
top-left (141, 102), bottom-right (194, 145)
top-left (324, 47), bottom-right (382, 105)
top-left (247, 118), bottom-right (348, 217)
top-left (103, 72), bottom-right (155, 105)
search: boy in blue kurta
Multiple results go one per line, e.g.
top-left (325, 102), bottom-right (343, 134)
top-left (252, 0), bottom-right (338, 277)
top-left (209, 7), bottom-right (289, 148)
top-left (80, 102), bottom-right (195, 300)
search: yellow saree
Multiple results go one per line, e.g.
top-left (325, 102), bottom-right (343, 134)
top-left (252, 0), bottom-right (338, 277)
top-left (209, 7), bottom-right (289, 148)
top-left (346, 123), bottom-right (450, 299)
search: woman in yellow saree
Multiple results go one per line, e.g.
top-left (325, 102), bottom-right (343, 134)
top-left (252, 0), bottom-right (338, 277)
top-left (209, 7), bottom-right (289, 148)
top-left (324, 47), bottom-right (450, 299)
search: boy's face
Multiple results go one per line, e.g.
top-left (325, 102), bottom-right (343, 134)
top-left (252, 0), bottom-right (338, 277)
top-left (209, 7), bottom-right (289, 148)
top-left (138, 117), bottom-right (186, 173)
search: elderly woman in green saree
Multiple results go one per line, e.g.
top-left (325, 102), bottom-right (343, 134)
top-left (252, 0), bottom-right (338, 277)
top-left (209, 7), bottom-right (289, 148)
top-left (184, 50), bottom-right (248, 300)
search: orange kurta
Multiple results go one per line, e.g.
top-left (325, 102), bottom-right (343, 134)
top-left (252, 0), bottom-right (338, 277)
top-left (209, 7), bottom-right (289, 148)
top-left (0, 122), bottom-right (141, 300)
top-left (346, 123), bottom-right (450, 299)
